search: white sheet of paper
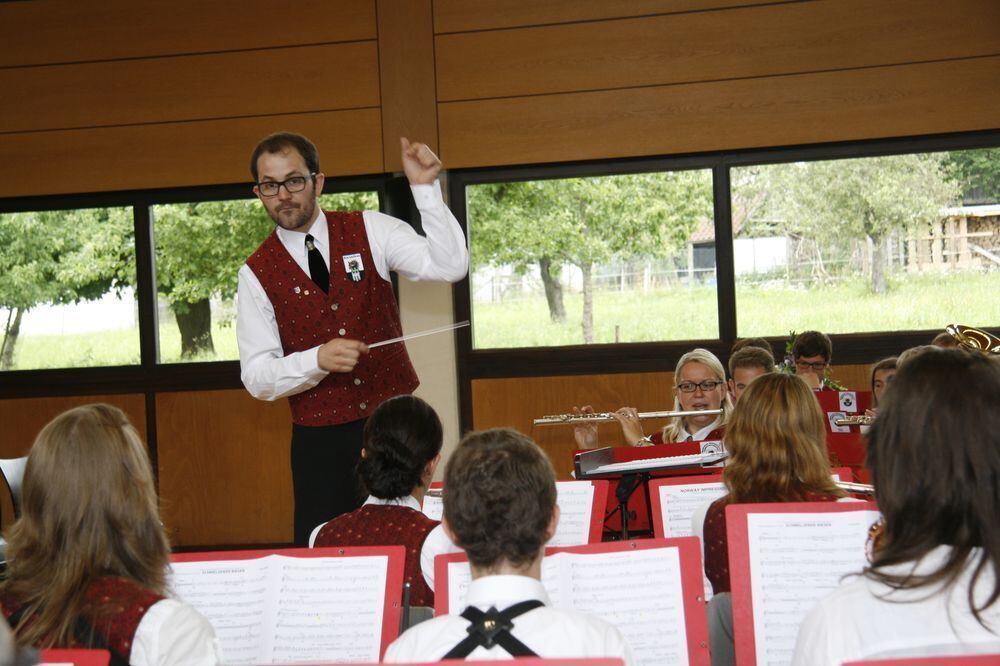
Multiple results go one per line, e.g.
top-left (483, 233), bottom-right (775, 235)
top-left (445, 546), bottom-right (689, 666)
top-left (423, 481), bottom-right (596, 546)
top-left (170, 554), bottom-right (388, 664)
top-left (746, 509), bottom-right (880, 666)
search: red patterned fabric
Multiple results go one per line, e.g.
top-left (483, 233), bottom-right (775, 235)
top-left (650, 425), bottom-right (726, 445)
top-left (0, 576), bottom-right (164, 661)
top-left (246, 210), bottom-right (419, 426)
top-left (702, 492), bottom-right (840, 594)
top-left (315, 504), bottom-right (438, 607)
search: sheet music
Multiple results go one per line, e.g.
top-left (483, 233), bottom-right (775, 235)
top-left (746, 510), bottom-right (879, 666)
top-left (424, 482), bottom-right (596, 546)
top-left (588, 451), bottom-right (726, 475)
top-left (446, 546), bottom-right (689, 666)
top-left (171, 554), bottom-right (388, 664)
top-left (551, 482), bottom-right (596, 546)
top-left (658, 481), bottom-right (726, 602)
top-left (421, 494), bottom-right (444, 522)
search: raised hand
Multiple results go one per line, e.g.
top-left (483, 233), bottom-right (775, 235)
top-left (400, 137), bottom-right (442, 185)
top-left (318, 338), bottom-right (369, 373)
top-left (609, 407), bottom-right (647, 447)
top-left (572, 405), bottom-right (599, 450)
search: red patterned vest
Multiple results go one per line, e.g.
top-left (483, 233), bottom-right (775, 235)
top-left (246, 211), bottom-right (420, 426)
top-left (314, 504), bottom-right (438, 607)
top-left (0, 576), bottom-right (164, 661)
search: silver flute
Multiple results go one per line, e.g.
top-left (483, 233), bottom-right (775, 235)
top-left (835, 481), bottom-right (875, 495)
top-left (533, 408), bottom-right (722, 426)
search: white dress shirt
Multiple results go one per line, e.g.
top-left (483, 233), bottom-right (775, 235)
top-left (792, 546), bottom-right (1000, 665)
top-left (308, 494), bottom-right (422, 547)
top-left (130, 597), bottom-right (222, 666)
top-left (237, 181), bottom-right (468, 401)
top-left (676, 416), bottom-right (724, 442)
top-left (419, 523), bottom-right (463, 591)
top-left (383, 575), bottom-right (635, 664)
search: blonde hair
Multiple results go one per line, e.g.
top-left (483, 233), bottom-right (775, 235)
top-left (2, 404), bottom-right (170, 648)
top-left (661, 348), bottom-right (734, 442)
top-left (722, 373), bottom-right (843, 503)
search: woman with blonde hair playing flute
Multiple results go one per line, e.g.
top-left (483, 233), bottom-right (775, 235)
top-left (575, 348), bottom-right (733, 448)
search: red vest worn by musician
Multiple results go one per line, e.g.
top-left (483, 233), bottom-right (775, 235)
top-left (314, 504), bottom-right (439, 607)
top-left (246, 211), bottom-right (420, 426)
top-left (0, 576), bottom-right (164, 661)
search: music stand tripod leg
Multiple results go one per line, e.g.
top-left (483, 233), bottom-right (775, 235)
top-left (615, 473), bottom-right (643, 540)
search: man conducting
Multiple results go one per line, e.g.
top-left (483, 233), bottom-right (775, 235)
top-left (237, 132), bottom-right (468, 545)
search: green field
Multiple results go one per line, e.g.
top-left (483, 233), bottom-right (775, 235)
top-left (3, 271), bottom-right (996, 369)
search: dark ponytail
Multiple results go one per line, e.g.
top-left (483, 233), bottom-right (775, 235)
top-left (359, 395), bottom-right (443, 499)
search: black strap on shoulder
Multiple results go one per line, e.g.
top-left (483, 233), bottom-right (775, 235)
top-left (442, 600), bottom-right (544, 659)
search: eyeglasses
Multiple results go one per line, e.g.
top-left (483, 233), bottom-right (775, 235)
top-left (256, 173), bottom-right (316, 197)
top-left (675, 380), bottom-right (723, 393)
top-left (795, 360), bottom-right (828, 371)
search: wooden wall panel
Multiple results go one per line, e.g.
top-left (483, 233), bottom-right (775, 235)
top-left (156, 390), bottom-right (292, 547)
top-left (0, 0), bottom-right (376, 67)
top-left (439, 57), bottom-right (1000, 169)
top-left (433, 0), bottom-right (767, 33)
top-left (436, 0), bottom-right (1000, 101)
top-left (377, 0), bottom-right (439, 167)
top-left (473, 364), bottom-right (873, 479)
top-left (0, 394), bottom-right (146, 459)
top-left (1, 43), bottom-right (380, 133)
top-left (0, 109), bottom-right (383, 197)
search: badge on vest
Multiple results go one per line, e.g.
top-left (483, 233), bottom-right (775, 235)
top-left (342, 253), bottom-right (365, 282)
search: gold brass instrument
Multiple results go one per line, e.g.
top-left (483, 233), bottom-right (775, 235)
top-left (533, 409), bottom-right (723, 426)
top-left (834, 415), bottom-right (874, 427)
top-left (947, 324), bottom-right (1000, 354)
top-left (836, 480), bottom-right (875, 496)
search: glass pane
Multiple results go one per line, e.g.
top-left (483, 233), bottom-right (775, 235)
top-left (466, 170), bottom-right (716, 349)
top-left (731, 149), bottom-right (1000, 337)
top-left (152, 191), bottom-right (379, 363)
top-left (0, 206), bottom-right (138, 370)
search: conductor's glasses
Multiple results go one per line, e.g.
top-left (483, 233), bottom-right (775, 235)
top-left (675, 380), bottom-right (723, 393)
top-left (256, 174), bottom-right (316, 197)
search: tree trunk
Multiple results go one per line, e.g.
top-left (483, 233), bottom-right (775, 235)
top-left (870, 233), bottom-right (888, 295)
top-left (174, 298), bottom-right (215, 358)
top-left (538, 257), bottom-right (566, 323)
top-left (0, 307), bottom-right (23, 370)
top-left (581, 262), bottom-right (594, 344)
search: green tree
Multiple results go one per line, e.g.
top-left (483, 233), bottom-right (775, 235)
top-left (469, 171), bottom-right (711, 343)
top-left (0, 207), bottom-right (133, 369)
top-left (944, 148), bottom-right (1000, 203)
top-left (742, 155), bottom-right (959, 294)
top-left (152, 191), bottom-right (378, 358)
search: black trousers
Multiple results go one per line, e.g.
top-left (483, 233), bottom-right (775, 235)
top-left (290, 419), bottom-right (367, 546)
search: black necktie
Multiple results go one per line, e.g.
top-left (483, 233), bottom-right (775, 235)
top-left (305, 234), bottom-right (329, 294)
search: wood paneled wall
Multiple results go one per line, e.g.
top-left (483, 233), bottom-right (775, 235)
top-left (473, 364), bottom-right (873, 480)
top-left (1, 0), bottom-right (996, 547)
top-left (434, 0), bottom-right (1000, 167)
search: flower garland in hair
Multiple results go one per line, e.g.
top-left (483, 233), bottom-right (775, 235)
top-left (780, 330), bottom-right (848, 391)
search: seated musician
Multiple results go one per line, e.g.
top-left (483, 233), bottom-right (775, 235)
top-left (730, 336), bottom-right (772, 354)
top-left (792, 329), bottom-right (837, 390)
top-left (867, 356), bottom-right (897, 413)
top-left (0, 404), bottom-right (221, 665)
top-left (931, 330), bottom-right (959, 348)
top-left (793, 348), bottom-right (1000, 664)
top-left (727, 344), bottom-right (775, 403)
top-left (574, 348), bottom-right (732, 448)
top-left (310, 395), bottom-right (442, 607)
top-left (384, 429), bottom-right (635, 663)
top-left (692, 373), bottom-right (846, 666)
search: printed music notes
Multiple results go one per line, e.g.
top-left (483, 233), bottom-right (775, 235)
top-left (170, 547), bottom-right (403, 664)
top-left (436, 539), bottom-right (708, 666)
top-left (728, 502), bottom-right (880, 666)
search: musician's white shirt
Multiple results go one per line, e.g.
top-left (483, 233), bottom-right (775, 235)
top-left (676, 416), bottom-right (724, 442)
top-left (792, 546), bottom-right (1000, 665)
top-left (237, 181), bottom-right (468, 401)
top-left (383, 575), bottom-right (635, 664)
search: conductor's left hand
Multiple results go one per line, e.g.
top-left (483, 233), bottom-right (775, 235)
top-left (401, 137), bottom-right (442, 185)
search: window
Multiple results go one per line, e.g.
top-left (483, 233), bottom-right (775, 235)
top-left (151, 191), bottom-right (381, 364)
top-left (0, 206), bottom-right (138, 370)
top-left (465, 169), bottom-right (716, 349)
top-left (731, 149), bottom-right (1000, 337)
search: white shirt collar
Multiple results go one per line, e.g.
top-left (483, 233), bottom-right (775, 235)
top-left (678, 416), bottom-right (724, 442)
top-left (465, 575), bottom-right (551, 609)
top-left (362, 494), bottom-right (422, 512)
top-left (275, 204), bottom-right (326, 259)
